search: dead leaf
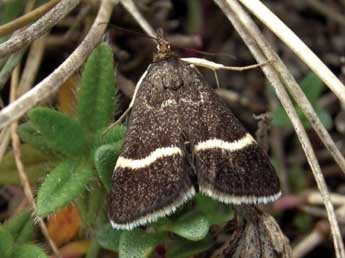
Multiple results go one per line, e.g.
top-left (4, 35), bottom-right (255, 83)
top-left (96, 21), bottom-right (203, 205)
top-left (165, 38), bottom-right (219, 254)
top-left (50, 240), bottom-right (90, 258)
top-left (57, 75), bottom-right (79, 117)
top-left (47, 204), bottom-right (81, 247)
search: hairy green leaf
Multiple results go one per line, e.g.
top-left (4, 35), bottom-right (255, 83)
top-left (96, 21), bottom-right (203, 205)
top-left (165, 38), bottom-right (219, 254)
top-left (17, 122), bottom-right (55, 154)
top-left (94, 125), bottom-right (126, 147)
top-left (86, 185), bottom-right (104, 227)
top-left (194, 194), bottom-right (233, 225)
top-left (94, 143), bottom-right (122, 191)
top-left (4, 209), bottom-right (34, 244)
top-left (77, 43), bottom-right (116, 133)
top-left (12, 244), bottom-right (48, 258)
top-left (162, 211), bottom-right (209, 241)
top-left (29, 107), bottom-right (87, 156)
top-left (96, 224), bottom-right (122, 252)
top-left (119, 229), bottom-right (166, 258)
top-left (0, 227), bottom-right (14, 257)
top-left (166, 236), bottom-right (214, 258)
top-left (37, 160), bottom-right (93, 216)
top-left (85, 239), bottom-right (100, 258)
top-left (0, 144), bottom-right (56, 185)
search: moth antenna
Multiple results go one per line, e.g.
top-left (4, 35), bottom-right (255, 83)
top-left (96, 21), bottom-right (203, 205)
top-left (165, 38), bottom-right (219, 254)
top-left (103, 24), bottom-right (237, 60)
top-left (98, 23), bottom-right (158, 42)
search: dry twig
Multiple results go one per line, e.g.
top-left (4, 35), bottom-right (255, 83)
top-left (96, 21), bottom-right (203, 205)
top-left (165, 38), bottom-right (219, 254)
top-left (0, 0), bottom-right (61, 38)
top-left (0, 128), bottom-right (11, 161)
top-left (17, 36), bottom-right (46, 96)
top-left (181, 57), bottom-right (268, 71)
top-left (306, 191), bottom-right (345, 207)
top-left (120, 0), bottom-right (156, 38)
top-left (0, 0), bottom-right (118, 130)
top-left (0, 0), bottom-right (80, 59)
top-left (213, 1), bottom-right (345, 257)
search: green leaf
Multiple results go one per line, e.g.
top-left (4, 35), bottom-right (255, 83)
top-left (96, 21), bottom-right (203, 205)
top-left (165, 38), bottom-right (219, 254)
top-left (160, 211), bottom-right (209, 241)
top-left (86, 239), bottom-right (100, 258)
top-left (0, 227), bottom-right (14, 257)
top-left (0, 51), bottom-right (24, 91)
top-left (293, 212), bottom-right (312, 232)
top-left (270, 72), bottom-right (327, 130)
top-left (0, 144), bottom-right (57, 185)
top-left (166, 236), bottom-right (214, 258)
top-left (194, 194), bottom-right (233, 225)
top-left (186, 0), bottom-right (202, 34)
top-left (300, 72), bottom-right (324, 104)
top-left (96, 224), bottom-right (122, 252)
top-left (288, 165), bottom-right (306, 193)
top-left (94, 125), bottom-right (126, 147)
top-left (272, 104), bottom-right (332, 130)
top-left (75, 194), bottom-right (88, 226)
top-left (272, 105), bottom-right (290, 128)
top-left (85, 185), bottom-right (104, 227)
top-left (17, 122), bottom-right (55, 154)
top-left (0, 0), bottom-right (25, 44)
top-left (94, 143), bottom-right (123, 191)
top-left (0, 0), bottom-right (25, 25)
top-left (77, 43), bottom-right (116, 133)
top-left (37, 160), bottom-right (93, 216)
top-left (12, 244), bottom-right (48, 258)
top-left (315, 106), bottom-right (333, 130)
top-left (29, 107), bottom-right (87, 156)
top-left (119, 229), bottom-right (166, 258)
top-left (4, 209), bottom-right (34, 245)
top-left (265, 81), bottom-right (277, 99)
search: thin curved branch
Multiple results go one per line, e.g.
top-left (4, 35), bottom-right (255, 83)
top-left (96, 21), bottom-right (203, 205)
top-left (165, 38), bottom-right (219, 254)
top-left (0, 0), bottom-right (80, 59)
top-left (213, 1), bottom-right (345, 257)
top-left (0, 0), bottom-right (119, 130)
top-left (237, 0), bottom-right (345, 107)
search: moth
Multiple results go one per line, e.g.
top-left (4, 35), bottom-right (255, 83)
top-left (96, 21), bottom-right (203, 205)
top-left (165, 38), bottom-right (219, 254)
top-left (107, 36), bottom-right (281, 230)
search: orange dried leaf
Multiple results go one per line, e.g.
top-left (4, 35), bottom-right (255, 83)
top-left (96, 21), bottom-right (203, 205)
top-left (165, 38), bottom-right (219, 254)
top-left (47, 204), bottom-right (81, 247)
top-left (50, 240), bottom-right (91, 258)
top-left (57, 75), bottom-right (79, 116)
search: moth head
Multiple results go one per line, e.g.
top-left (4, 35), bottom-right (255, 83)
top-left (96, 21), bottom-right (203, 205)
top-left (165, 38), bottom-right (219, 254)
top-left (154, 28), bottom-right (174, 61)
